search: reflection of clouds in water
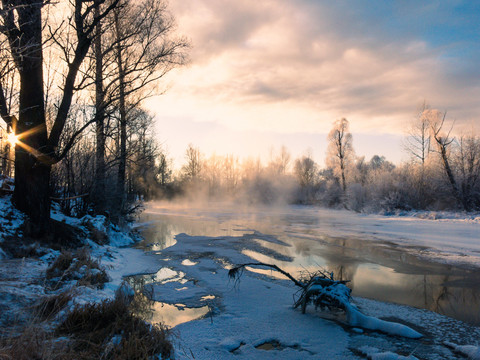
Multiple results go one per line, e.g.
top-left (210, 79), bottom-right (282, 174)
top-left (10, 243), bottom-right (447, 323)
top-left (150, 303), bottom-right (209, 328)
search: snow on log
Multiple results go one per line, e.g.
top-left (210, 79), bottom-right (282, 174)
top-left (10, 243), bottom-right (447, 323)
top-left (444, 341), bottom-right (480, 360)
top-left (228, 262), bottom-right (423, 339)
top-left (345, 303), bottom-right (422, 339)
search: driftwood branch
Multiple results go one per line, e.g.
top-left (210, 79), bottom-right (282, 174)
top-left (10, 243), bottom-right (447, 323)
top-left (228, 262), bottom-right (305, 288)
top-left (227, 262), bottom-right (422, 339)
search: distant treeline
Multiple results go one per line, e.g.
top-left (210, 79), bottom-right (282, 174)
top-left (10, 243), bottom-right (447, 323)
top-left (41, 109), bottom-right (480, 215)
top-left (157, 111), bottom-right (480, 213)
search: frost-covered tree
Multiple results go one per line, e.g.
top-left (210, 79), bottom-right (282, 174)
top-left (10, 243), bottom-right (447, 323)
top-left (268, 145), bottom-right (291, 175)
top-left (455, 133), bottom-right (480, 210)
top-left (404, 102), bottom-right (432, 166)
top-left (402, 103), bottom-right (435, 209)
top-left (428, 110), bottom-right (461, 207)
top-left (294, 154), bottom-right (317, 189)
top-left (326, 118), bottom-right (354, 193)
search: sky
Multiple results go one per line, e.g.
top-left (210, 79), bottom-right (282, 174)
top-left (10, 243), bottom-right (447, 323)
top-left (146, 0), bottom-right (480, 168)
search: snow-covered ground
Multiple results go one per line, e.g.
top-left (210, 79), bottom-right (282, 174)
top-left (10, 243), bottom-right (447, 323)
top-left (1, 196), bottom-right (480, 359)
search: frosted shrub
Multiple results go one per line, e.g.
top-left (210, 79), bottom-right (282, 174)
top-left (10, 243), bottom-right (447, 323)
top-left (346, 183), bottom-right (367, 212)
top-left (379, 191), bottom-right (406, 213)
top-left (317, 180), bottom-right (343, 207)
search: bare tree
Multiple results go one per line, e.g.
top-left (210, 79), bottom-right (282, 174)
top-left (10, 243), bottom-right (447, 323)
top-left (157, 151), bottom-right (172, 188)
top-left (110, 0), bottom-right (188, 217)
top-left (404, 102), bottom-right (431, 166)
top-left (268, 145), bottom-right (291, 175)
top-left (294, 154), bottom-right (317, 189)
top-left (428, 110), bottom-right (463, 208)
top-left (181, 144), bottom-right (202, 181)
top-left (223, 154), bottom-right (239, 193)
top-left (204, 153), bottom-right (222, 195)
top-left (402, 102), bottom-right (434, 208)
top-left (0, 0), bottom-right (121, 235)
top-left (326, 118), bottom-right (354, 193)
top-left (125, 110), bottom-right (160, 202)
top-left (93, 1), bottom-right (107, 213)
top-left (294, 152), bottom-right (318, 203)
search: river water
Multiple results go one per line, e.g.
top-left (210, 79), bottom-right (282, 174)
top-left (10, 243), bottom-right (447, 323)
top-left (136, 202), bottom-right (480, 326)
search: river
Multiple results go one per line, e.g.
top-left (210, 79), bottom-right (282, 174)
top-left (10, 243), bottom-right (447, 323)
top-left (135, 202), bottom-right (480, 325)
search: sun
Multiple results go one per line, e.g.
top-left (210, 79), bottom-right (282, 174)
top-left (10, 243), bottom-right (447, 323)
top-left (7, 132), bottom-right (18, 146)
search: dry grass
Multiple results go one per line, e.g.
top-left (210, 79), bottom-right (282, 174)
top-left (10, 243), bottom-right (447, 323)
top-left (33, 291), bottom-right (73, 320)
top-left (1, 218), bottom-right (85, 258)
top-left (0, 324), bottom-right (69, 360)
top-left (85, 223), bottom-right (108, 245)
top-left (46, 248), bottom-right (109, 289)
top-left (0, 325), bottom-right (47, 360)
top-left (57, 295), bottom-right (172, 360)
top-left (0, 291), bottom-right (172, 360)
top-left (46, 251), bottom-right (74, 279)
top-left (0, 235), bottom-right (43, 258)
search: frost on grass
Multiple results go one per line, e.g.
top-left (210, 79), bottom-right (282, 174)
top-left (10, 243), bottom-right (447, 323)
top-left (79, 215), bottom-right (137, 247)
top-left (229, 263), bottom-right (422, 339)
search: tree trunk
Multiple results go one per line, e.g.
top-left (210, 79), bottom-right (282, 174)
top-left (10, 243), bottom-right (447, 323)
top-left (93, 3), bottom-right (106, 214)
top-left (114, 10), bottom-right (127, 221)
top-left (439, 144), bottom-right (463, 209)
top-left (340, 157), bottom-right (347, 193)
top-left (11, 3), bottom-right (51, 236)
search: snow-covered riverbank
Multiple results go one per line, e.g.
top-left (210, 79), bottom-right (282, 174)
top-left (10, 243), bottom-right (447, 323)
top-left (1, 196), bottom-right (479, 359)
top-left (0, 196), bottom-right (172, 358)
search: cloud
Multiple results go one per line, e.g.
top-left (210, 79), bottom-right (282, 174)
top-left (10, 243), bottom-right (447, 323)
top-left (152, 0), bottom-right (480, 138)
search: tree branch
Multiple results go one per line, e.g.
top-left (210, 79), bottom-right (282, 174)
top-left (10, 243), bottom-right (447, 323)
top-left (228, 262), bottom-right (305, 288)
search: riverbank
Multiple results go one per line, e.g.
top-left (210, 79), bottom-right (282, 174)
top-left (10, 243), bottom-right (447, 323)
top-left (0, 195), bottom-right (172, 359)
top-left (1, 196), bottom-right (480, 359)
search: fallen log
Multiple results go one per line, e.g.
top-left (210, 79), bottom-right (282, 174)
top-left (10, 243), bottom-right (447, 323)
top-left (228, 262), bottom-right (423, 339)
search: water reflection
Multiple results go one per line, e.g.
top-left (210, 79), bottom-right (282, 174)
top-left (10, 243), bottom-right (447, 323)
top-left (148, 302), bottom-right (209, 328)
top-left (125, 272), bottom-right (211, 328)
top-left (138, 204), bottom-right (480, 325)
